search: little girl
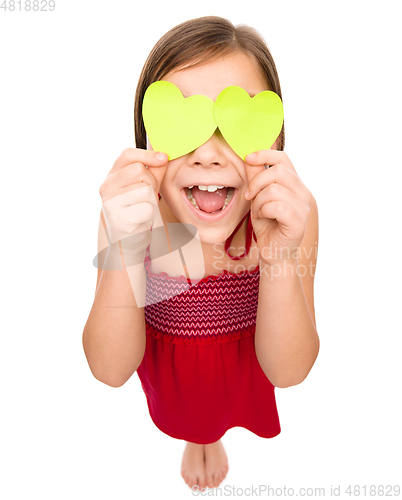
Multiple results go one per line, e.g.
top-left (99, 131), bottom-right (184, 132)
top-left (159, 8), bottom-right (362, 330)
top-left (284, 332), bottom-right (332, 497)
top-left (83, 16), bottom-right (319, 491)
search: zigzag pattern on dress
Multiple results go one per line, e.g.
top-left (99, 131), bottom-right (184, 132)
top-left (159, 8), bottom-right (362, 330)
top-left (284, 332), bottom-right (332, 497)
top-left (143, 251), bottom-right (260, 345)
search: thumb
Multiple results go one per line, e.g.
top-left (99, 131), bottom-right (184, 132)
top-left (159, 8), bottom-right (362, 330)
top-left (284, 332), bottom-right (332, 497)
top-left (244, 155), bottom-right (264, 192)
top-left (146, 151), bottom-right (169, 195)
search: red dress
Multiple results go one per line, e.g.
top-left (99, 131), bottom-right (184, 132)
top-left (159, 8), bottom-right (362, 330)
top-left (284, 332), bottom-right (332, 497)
top-left (136, 212), bottom-right (281, 444)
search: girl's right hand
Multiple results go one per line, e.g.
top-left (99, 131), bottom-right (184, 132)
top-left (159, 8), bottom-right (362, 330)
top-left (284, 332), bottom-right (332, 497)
top-left (99, 148), bottom-right (168, 263)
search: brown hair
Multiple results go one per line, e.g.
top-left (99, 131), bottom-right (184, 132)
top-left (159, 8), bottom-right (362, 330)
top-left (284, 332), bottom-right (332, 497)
top-left (134, 15), bottom-right (285, 151)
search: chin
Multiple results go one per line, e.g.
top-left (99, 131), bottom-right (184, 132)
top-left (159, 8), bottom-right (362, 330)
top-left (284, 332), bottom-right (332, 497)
top-left (159, 188), bottom-right (247, 246)
top-left (196, 227), bottom-right (229, 246)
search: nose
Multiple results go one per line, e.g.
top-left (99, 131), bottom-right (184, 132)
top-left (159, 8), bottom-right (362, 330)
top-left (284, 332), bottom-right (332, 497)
top-left (186, 130), bottom-right (229, 168)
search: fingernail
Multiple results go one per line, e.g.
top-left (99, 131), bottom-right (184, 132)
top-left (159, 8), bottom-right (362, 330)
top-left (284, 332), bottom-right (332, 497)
top-left (244, 189), bottom-right (250, 199)
top-left (247, 152), bottom-right (256, 160)
top-left (155, 152), bottom-right (166, 161)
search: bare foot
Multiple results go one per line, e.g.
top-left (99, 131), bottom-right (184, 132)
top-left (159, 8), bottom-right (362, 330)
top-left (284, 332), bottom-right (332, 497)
top-left (180, 442), bottom-right (206, 489)
top-left (204, 439), bottom-right (229, 488)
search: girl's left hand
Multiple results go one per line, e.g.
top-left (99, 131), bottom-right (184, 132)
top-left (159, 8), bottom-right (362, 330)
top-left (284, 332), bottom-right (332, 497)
top-left (244, 149), bottom-right (313, 265)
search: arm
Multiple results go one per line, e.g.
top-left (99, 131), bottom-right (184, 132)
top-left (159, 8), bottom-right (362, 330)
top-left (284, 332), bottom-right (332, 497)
top-left (82, 148), bottom-right (168, 387)
top-left (82, 208), bottom-right (147, 387)
top-left (254, 196), bottom-right (319, 388)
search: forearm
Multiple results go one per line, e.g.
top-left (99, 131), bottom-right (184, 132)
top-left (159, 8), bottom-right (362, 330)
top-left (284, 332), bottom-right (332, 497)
top-left (82, 253), bottom-right (147, 387)
top-left (255, 258), bottom-right (319, 388)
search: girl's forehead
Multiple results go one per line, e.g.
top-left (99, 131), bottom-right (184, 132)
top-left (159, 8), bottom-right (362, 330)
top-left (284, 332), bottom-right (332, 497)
top-left (162, 52), bottom-right (269, 101)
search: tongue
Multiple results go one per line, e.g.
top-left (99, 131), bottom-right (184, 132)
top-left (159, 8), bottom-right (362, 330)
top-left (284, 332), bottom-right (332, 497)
top-left (192, 186), bottom-right (228, 213)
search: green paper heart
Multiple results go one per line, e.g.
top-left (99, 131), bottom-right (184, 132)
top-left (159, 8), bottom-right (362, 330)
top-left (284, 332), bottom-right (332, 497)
top-left (214, 86), bottom-right (284, 160)
top-left (142, 81), bottom-right (217, 160)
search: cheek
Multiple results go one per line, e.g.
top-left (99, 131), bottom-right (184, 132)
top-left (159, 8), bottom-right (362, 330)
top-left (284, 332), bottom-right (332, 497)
top-left (158, 171), bottom-right (177, 200)
top-left (158, 183), bottom-right (168, 199)
top-left (271, 138), bottom-right (279, 151)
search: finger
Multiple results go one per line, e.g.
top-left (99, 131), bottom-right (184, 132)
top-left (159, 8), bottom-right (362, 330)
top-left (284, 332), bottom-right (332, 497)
top-left (102, 184), bottom-right (158, 210)
top-left (259, 200), bottom-right (305, 231)
top-left (245, 150), bottom-right (297, 175)
top-left (110, 148), bottom-right (168, 173)
top-left (125, 202), bottom-right (157, 225)
top-left (251, 183), bottom-right (309, 220)
top-left (120, 184), bottom-right (159, 209)
top-left (111, 163), bottom-right (159, 192)
top-left (245, 164), bottom-right (311, 206)
top-left (101, 179), bottom-right (159, 205)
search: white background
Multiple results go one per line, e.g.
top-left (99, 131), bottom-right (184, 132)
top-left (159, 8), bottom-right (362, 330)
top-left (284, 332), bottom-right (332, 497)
top-left (1, 0), bottom-right (401, 498)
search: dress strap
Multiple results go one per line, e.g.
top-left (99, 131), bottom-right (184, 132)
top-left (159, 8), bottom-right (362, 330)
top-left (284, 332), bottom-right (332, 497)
top-left (225, 211), bottom-right (257, 260)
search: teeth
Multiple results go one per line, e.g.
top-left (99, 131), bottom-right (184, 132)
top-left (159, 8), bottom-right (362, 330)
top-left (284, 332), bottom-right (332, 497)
top-left (186, 187), bottom-right (234, 212)
top-left (194, 185), bottom-right (227, 192)
top-left (223, 187), bottom-right (234, 208)
top-left (186, 188), bottom-right (200, 209)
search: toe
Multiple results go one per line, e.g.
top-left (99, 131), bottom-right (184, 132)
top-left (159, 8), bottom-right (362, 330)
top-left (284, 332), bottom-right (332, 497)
top-left (200, 474), bottom-right (208, 490)
top-left (206, 472), bottom-right (214, 489)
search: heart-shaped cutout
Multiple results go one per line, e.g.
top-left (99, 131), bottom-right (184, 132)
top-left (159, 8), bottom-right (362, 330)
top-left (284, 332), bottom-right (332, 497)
top-left (143, 81), bottom-right (217, 160)
top-left (214, 86), bottom-right (284, 160)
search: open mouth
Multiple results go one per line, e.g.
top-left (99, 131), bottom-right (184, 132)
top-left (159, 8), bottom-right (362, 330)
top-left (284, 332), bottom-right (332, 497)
top-left (185, 185), bottom-right (234, 214)
top-left (183, 185), bottom-right (235, 217)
